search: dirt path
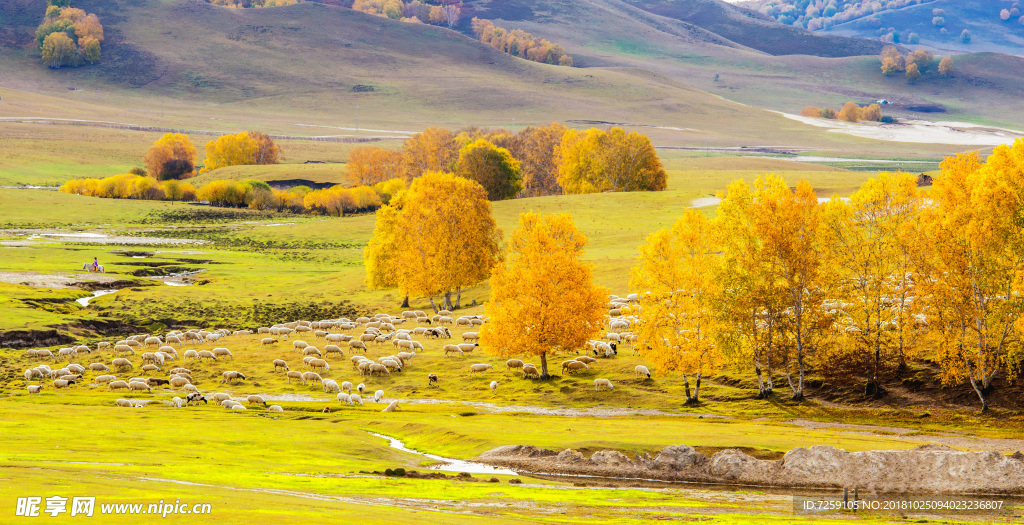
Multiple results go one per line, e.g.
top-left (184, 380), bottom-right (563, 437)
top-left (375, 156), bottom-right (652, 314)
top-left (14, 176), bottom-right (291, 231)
top-left (792, 419), bottom-right (1024, 453)
top-left (0, 272), bottom-right (121, 289)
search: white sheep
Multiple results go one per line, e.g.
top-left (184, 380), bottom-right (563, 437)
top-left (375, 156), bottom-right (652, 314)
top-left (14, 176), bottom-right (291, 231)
top-left (301, 371), bottom-right (322, 385)
top-left (470, 363), bottom-right (493, 373)
top-left (184, 350), bottom-right (199, 361)
top-left (490, 380), bottom-right (498, 394)
top-left (197, 350), bottom-right (217, 361)
top-left (374, 389), bottom-right (384, 402)
top-left (461, 332), bottom-right (480, 342)
top-left (268, 405), bottom-right (284, 412)
top-left (381, 400), bottom-right (399, 412)
top-left (341, 381), bottom-right (353, 394)
top-left (357, 383), bottom-right (365, 395)
top-left (171, 396), bottom-right (184, 408)
top-left (27, 385), bottom-right (42, 395)
top-left (634, 365), bottom-right (651, 379)
top-left (108, 380), bottom-right (129, 390)
top-left (222, 371), bottom-right (246, 384)
top-left (115, 399), bottom-right (134, 407)
top-left (128, 381), bottom-right (151, 392)
top-left (247, 395), bottom-right (266, 406)
top-left (213, 393), bottom-right (232, 403)
top-left (112, 358), bottom-right (133, 370)
top-left (349, 394), bottom-right (363, 405)
top-left (323, 379), bottom-right (341, 393)
top-left (273, 359), bottom-right (289, 371)
top-left (337, 392), bottom-right (352, 405)
top-left (52, 379), bottom-right (75, 389)
top-left (212, 347), bottom-right (233, 359)
top-left (286, 370), bottom-right (303, 383)
top-left (89, 362), bottom-right (111, 372)
top-left (594, 378), bottom-right (614, 391)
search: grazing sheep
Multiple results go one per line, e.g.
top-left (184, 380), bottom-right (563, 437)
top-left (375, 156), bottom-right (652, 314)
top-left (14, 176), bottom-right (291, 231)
top-left (247, 395), bottom-right (266, 406)
top-left (24, 368), bottom-right (43, 380)
top-left (593, 342), bottom-right (617, 358)
top-left (74, 345), bottom-right (91, 354)
top-left (212, 348), bottom-right (233, 359)
top-left (66, 364), bottom-right (86, 374)
top-left (349, 394), bottom-right (363, 405)
top-left (505, 359), bottom-right (524, 372)
top-left (272, 359), bottom-right (289, 371)
top-left (170, 376), bottom-right (191, 388)
top-left (108, 380), bottom-right (129, 390)
top-left (427, 373), bottom-right (438, 386)
top-left (374, 389), bottom-right (384, 402)
top-left (268, 405), bottom-right (284, 412)
top-left (213, 393), bottom-right (232, 403)
top-left (357, 383), bottom-right (365, 395)
top-left (293, 340), bottom-right (309, 352)
top-left (348, 340), bottom-right (367, 353)
top-left (323, 379), bottom-right (340, 393)
top-left (337, 393), bottom-right (351, 405)
top-left (166, 335), bottom-right (182, 346)
top-left (381, 400), bottom-right (400, 412)
top-left (490, 380), bottom-right (498, 394)
top-left (302, 346), bottom-right (322, 357)
top-left (576, 356), bottom-right (597, 365)
top-left (462, 332), bottom-right (480, 343)
top-left (94, 374), bottom-right (116, 384)
top-left (144, 336), bottom-right (162, 347)
top-left (89, 362), bottom-right (111, 372)
top-left (186, 392), bottom-right (208, 405)
top-left (341, 381), bottom-right (353, 394)
top-left (184, 350), bottom-right (199, 362)
top-left (634, 365), bottom-right (651, 379)
top-left (469, 364), bottom-right (493, 373)
top-left (112, 358), bottom-right (133, 370)
top-left (147, 378), bottom-right (170, 387)
top-left (141, 364), bottom-right (160, 374)
top-left (324, 344), bottom-right (343, 356)
top-left (58, 347), bottom-right (75, 359)
top-left (97, 342), bottom-right (111, 351)
top-left (231, 404), bottom-right (247, 410)
top-left (286, 371), bottom-right (303, 383)
top-left (27, 385), bottom-right (43, 395)
top-left (380, 358), bottom-right (402, 372)
top-left (115, 399), bottom-right (134, 408)
top-left (171, 396), bottom-right (184, 408)
top-left (562, 360), bottom-right (588, 374)
top-left (128, 381), bottom-right (151, 392)
top-left (260, 338), bottom-right (278, 347)
top-left (222, 371), bottom-right (246, 384)
top-left (197, 350), bottom-right (217, 362)
top-left (301, 371), bottom-right (322, 385)
top-left (457, 343), bottom-right (479, 353)
top-left (308, 358), bottom-right (329, 373)
top-left (594, 378), bottom-right (614, 391)
top-left (113, 344), bottom-right (134, 356)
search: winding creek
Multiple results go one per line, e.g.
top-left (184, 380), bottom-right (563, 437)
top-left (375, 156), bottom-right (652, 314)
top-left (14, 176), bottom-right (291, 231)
top-left (76, 289), bottom-right (118, 307)
top-left (366, 432), bottom-right (520, 475)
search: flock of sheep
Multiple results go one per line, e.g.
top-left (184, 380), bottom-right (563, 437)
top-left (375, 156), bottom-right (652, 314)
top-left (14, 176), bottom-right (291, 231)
top-left (18, 294), bottom-right (651, 410)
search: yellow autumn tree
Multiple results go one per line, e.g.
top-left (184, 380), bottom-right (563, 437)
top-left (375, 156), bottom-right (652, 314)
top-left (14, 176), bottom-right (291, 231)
top-left (713, 179), bottom-right (785, 399)
top-left (401, 127), bottom-right (459, 181)
top-left (919, 143), bottom-right (1024, 411)
top-left (144, 133), bottom-right (198, 180)
top-left (556, 127), bottom-right (666, 193)
top-left (347, 146), bottom-right (404, 186)
top-left (454, 139), bottom-right (522, 200)
top-left (481, 212), bottom-right (607, 378)
top-left (366, 172), bottom-right (501, 311)
top-left (753, 176), bottom-right (834, 401)
top-left (249, 131), bottom-right (281, 165)
top-left (938, 56), bottom-right (953, 76)
top-left (517, 122), bottom-right (568, 197)
top-left (819, 172), bottom-right (927, 395)
top-left (201, 132), bottom-right (258, 173)
top-left (630, 208), bottom-right (724, 405)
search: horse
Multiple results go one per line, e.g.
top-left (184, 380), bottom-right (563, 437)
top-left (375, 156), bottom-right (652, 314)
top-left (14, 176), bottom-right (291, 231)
top-left (82, 263), bottom-right (105, 273)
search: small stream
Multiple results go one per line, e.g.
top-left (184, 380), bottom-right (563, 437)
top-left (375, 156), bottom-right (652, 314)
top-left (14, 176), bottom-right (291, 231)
top-left (366, 432), bottom-right (519, 475)
top-left (76, 289), bottom-right (118, 307)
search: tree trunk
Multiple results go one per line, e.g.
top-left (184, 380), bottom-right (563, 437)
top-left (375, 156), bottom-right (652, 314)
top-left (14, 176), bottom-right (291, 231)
top-left (400, 296), bottom-right (410, 308)
top-left (787, 372), bottom-right (804, 401)
top-left (682, 374), bottom-right (692, 405)
top-left (693, 373), bottom-right (702, 404)
top-left (442, 291), bottom-right (453, 311)
top-left (455, 287), bottom-right (462, 310)
top-left (969, 375), bottom-right (988, 412)
top-left (755, 364), bottom-right (767, 399)
top-left (540, 352), bottom-right (549, 379)
top-left (428, 296), bottom-right (438, 313)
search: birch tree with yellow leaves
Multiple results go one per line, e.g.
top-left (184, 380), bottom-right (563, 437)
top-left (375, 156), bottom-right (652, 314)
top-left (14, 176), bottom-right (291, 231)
top-left (364, 172), bottom-right (500, 312)
top-left (820, 172), bottom-right (927, 395)
top-left (919, 143), bottom-right (1024, 411)
top-left (481, 213), bottom-right (607, 379)
top-left (630, 208), bottom-right (724, 405)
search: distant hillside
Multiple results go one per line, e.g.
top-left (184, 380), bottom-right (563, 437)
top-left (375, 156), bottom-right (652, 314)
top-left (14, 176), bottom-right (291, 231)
top-left (466, 0), bottom-right (888, 58)
top-left (742, 0), bottom-right (1024, 56)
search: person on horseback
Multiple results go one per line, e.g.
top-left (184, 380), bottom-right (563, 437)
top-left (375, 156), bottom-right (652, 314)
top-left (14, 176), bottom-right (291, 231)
top-left (93, 257), bottom-right (99, 272)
